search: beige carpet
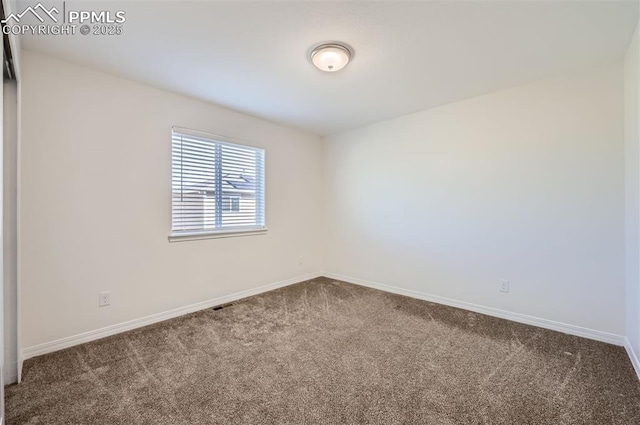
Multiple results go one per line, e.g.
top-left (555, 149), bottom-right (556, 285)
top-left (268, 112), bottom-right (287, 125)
top-left (6, 277), bottom-right (640, 424)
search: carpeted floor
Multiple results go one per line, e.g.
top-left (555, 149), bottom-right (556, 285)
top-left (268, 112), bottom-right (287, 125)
top-left (6, 277), bottom-right (640, 424)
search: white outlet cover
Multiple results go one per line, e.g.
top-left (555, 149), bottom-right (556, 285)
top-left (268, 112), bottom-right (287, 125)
top-left (99, 291), bottom-right (111, 307)
top-left (499, 280), bottom-right (510, 293)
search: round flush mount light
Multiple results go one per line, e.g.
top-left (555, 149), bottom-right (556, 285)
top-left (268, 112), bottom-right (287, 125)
top-left (310, 43), bottom-right (352, 72)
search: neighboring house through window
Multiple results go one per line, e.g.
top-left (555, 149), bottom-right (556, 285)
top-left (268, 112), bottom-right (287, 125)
top-left (170, 128), bottom-right (265, 238)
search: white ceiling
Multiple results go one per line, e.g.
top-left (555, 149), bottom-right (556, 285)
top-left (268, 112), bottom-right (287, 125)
top-left (20, 1), bottom-right (639, 135)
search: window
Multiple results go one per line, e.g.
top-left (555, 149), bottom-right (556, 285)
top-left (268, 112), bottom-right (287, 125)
top-left (171, 128), bottom-right (265, 240)
top-left (222, 196), bottom-right (240, 213)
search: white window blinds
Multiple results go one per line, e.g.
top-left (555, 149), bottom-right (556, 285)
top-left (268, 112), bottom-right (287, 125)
top-left (171, 128), bottom-right (265, 236)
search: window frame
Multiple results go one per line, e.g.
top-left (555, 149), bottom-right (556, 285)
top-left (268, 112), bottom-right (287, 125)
top-left (168, 127), bottom-right (267, 242)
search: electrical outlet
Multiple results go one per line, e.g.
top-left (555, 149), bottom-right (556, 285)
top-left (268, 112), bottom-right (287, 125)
top-left (499, 279), bottom-right (510, 293)
top-left (99, 291), bottom-right (111, 307)
top-left (298, 256), bottom-right (304, 266)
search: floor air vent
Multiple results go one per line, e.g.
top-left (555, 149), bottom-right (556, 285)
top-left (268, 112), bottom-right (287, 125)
top-left (212, 303), bottom-right (233, 311)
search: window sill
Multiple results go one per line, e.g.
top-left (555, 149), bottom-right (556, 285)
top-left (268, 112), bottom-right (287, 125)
top-left (168, 227), bottom-right (268, 242)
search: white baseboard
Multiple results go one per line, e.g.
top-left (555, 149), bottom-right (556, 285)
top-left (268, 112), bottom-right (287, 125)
top-left (3, 356), bottom-right (18, 385)
top-left (624, 337), bottom-right (640, 381)
top-left (17, 356), bottom-right (22, 384)
top-left (21, 272), bottom-right (323, 362)
top-left (20, 271), bottom-right (632, 379)
top-left (324, 272), bottom-right (626, 346)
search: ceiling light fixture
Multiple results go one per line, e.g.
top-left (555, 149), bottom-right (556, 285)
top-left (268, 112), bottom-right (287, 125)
top-left (310, 43), bottom-right (352, 72)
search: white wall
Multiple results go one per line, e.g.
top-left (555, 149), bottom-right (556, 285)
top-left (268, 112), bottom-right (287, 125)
top-left (324, 62), bottom-right (626, 336)
top-left (19, 51), bottom-right (324, 349)
top-left (18, 48), bottom-right (634, 362)
top-left (3, 0), bottom-right (21, 390)
top-left (625, 21), bottom-right (640, 369)
top-left (3, 81), bottom-right (17, 384)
